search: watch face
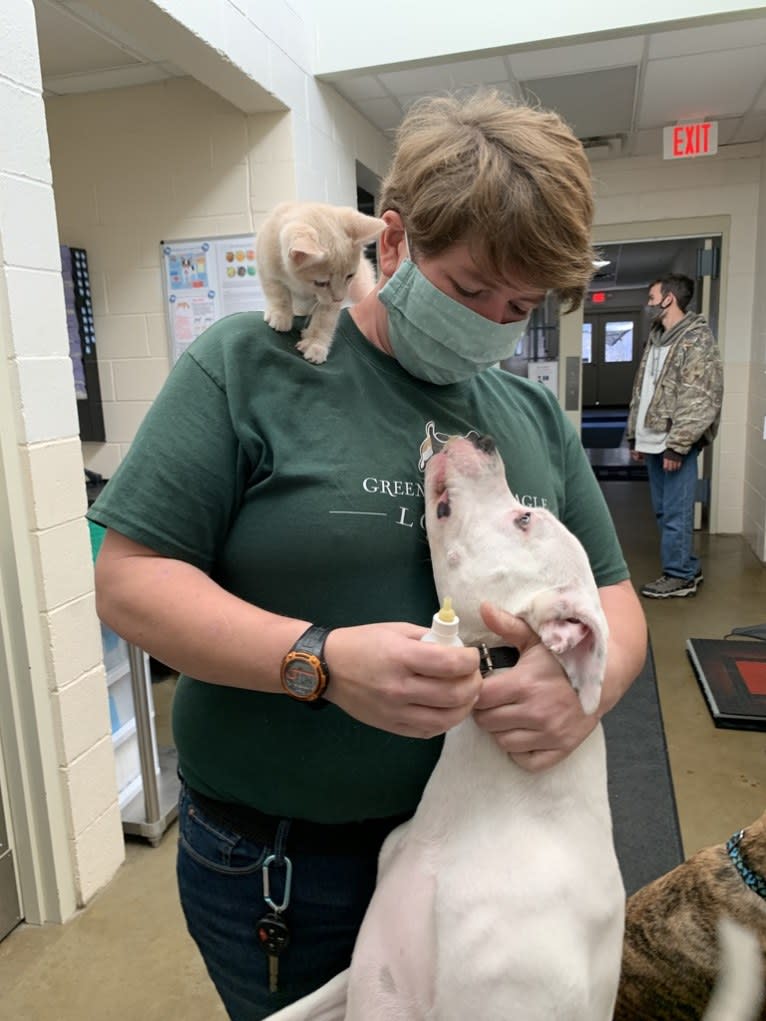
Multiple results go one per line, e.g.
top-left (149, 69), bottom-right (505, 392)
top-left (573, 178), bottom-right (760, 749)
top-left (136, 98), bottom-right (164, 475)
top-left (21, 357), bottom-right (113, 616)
top-left (283, 653), bottom-right (323, 699)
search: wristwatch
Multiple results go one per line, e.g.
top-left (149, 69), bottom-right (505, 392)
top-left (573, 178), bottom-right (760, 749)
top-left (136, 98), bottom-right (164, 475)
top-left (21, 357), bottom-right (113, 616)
top-left (280, 625), bottom-right (332, 702)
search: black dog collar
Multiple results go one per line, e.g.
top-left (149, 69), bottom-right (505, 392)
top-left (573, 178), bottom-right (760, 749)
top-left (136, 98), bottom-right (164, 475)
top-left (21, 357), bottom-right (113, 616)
top-left (476, 644), bottom-right (520, 677)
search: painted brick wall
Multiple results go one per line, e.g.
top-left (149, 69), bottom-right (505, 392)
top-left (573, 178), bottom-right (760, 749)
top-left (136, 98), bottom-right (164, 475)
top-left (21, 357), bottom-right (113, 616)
top-left (45, 77), bottom-right (391, 477)
top-left (0, 0), bottom-right (124, 915)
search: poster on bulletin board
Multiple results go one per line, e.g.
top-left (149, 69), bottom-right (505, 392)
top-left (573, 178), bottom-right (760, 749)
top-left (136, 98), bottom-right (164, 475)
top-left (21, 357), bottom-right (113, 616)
top-left (160, 235), bottom-right (266, 365)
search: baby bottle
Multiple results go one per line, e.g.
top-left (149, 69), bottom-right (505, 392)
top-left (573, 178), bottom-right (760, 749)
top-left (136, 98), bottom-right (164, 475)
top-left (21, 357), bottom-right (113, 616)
top-left (420, 597), bottom-right (463, 647)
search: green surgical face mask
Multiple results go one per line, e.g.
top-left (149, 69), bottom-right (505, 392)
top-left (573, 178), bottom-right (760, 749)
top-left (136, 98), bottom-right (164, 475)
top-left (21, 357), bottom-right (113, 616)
top-left (378, 258), bottom-right (530, 385)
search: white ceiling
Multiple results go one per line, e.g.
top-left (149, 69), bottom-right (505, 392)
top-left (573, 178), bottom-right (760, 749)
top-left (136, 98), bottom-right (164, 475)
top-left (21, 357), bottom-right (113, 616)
top-left (34, 2), bottom-right (766, 160)
top-left (29, 2), bottom-right (766, 291)
top-left (329, 18), bottom-right (766, 159)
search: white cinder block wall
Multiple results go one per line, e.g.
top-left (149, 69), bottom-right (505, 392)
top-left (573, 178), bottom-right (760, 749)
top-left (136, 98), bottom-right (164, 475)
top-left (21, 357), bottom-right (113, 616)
top-left (44, 77), bottom-right (392, 478)
top-left (8, 0), bottom-right (392, 916)
top-left (47, 78), bottom-right (270, 478)
top-left (592, 143), bottom-right (764, 539)
top-left (0, 0), bottom-right (124, 917)
top-left (745, 138), bottom-right (766, 559)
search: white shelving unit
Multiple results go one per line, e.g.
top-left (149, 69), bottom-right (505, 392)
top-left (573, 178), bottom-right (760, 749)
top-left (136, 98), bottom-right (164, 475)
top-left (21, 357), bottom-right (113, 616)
top-left (101, 624), bottom-right (179, 845)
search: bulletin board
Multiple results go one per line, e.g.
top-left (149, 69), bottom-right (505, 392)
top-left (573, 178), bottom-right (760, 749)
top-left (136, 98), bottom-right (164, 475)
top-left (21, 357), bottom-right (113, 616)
top-left (160, 235), bottom-right (266, 366)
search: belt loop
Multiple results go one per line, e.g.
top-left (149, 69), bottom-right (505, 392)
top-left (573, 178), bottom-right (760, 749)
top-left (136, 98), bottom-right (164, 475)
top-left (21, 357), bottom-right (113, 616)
top-left (274, 818), bottom-right (291, 863)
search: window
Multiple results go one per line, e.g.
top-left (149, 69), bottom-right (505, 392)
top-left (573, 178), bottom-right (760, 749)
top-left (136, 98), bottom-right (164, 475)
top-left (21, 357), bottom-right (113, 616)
top-left (604, 320), bottom-right (634, 363)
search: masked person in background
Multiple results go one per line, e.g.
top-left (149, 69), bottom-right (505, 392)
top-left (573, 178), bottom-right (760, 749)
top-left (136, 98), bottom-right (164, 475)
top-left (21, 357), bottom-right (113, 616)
top-left (627, 274), bottom-right (723, 599)
top-left (88, 90), bottom-right (646, 1020)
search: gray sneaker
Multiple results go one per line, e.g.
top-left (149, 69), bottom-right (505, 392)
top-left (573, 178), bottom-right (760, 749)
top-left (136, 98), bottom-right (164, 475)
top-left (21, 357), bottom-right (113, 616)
top-left (641, 574), bottom-right (698, 599)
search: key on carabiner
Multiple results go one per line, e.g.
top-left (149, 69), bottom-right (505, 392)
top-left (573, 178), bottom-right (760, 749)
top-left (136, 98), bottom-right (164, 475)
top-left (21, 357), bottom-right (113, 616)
top-left (257, 910), bottom-right (290, 992)
top-left (259, 853), bottom-right (293, 993)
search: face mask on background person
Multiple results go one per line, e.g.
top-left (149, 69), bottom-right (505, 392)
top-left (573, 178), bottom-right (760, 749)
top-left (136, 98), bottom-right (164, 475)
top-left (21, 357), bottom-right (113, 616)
top-left (645, 296), bottom-right (671, 321)
top-left (379, 243), bottom-right (530, 385)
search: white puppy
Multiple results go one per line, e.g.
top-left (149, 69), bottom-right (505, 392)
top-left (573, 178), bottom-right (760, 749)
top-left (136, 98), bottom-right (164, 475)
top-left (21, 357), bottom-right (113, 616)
top-left (270, 434), bottom-right (624, 1021)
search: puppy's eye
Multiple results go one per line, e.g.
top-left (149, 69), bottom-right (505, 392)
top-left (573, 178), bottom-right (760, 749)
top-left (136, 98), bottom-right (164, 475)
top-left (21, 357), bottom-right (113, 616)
top-left (345, 273), bottom-right (354, 281)
top-left (313, 280), bottom-right (329, 288)
top-left (515, 512), bottom-right (531, 530)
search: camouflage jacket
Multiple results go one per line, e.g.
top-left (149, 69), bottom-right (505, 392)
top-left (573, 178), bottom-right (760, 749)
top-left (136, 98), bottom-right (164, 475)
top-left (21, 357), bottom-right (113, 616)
top-left (626, 312), bottom-right (723, 456)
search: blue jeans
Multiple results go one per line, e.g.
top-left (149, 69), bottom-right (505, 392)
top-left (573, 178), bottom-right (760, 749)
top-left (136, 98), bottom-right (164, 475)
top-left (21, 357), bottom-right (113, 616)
top-left (176, 783), bottom-right (388, 1020)
top-left (645, 450), bottom-right (700, 580)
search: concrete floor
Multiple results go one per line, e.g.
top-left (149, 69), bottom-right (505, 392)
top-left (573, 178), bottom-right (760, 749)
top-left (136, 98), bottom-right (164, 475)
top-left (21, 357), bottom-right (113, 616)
top-left (0, 476), bottom-right (764, 1019)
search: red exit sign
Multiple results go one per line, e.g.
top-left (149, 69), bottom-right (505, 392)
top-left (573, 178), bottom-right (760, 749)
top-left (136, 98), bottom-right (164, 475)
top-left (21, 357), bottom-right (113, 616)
top-left (663, 121), bottom-right (718, 159)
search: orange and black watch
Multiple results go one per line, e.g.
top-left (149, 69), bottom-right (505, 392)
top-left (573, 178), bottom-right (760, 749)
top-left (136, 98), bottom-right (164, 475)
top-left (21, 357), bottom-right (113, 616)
top-left (280, 624), bottom-right (332, 702)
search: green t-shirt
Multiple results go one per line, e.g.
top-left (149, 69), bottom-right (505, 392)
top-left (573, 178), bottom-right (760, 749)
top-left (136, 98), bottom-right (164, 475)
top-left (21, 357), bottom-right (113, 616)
top-left (88, 309), bottom-right (628, 823)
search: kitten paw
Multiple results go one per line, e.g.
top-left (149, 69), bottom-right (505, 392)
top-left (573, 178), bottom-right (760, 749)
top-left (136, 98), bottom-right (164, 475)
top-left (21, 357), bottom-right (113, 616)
top-left (264, 307), bottom-right (294, 333)
top-left (296, 337), bottom-right (331, 364)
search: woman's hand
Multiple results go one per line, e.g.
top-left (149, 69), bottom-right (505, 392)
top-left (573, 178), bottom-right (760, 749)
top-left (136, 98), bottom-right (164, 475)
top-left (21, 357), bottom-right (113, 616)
top-left (471, 602), bottom-right (599, 772)
top-left (324, 623), bottom-right (483, 740)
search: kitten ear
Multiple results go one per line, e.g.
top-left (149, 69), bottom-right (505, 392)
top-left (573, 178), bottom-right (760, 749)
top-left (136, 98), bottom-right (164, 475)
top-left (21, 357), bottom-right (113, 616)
top-left (282, 224), bottom-right (325, 267)
top-left (339, 209), bottom-right (386, 246)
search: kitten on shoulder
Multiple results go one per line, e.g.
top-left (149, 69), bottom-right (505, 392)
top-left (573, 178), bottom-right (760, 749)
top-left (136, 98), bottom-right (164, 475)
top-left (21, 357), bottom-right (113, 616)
top-left (255, 201), bottom-right (384, 364)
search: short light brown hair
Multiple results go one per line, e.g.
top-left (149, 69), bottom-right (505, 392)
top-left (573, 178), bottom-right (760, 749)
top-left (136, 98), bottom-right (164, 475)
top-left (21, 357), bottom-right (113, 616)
top-left (378, 90), bottom-right (595, 311)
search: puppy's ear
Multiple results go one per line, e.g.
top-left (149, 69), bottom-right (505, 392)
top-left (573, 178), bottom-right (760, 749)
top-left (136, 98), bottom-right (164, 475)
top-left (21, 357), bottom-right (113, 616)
top-left (525, 588), bottom-right (609, 715)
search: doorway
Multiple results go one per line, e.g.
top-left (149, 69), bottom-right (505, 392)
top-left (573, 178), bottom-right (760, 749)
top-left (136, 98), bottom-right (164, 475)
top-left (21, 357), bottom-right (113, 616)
top-left (580, 233), bottom-right (722, 492)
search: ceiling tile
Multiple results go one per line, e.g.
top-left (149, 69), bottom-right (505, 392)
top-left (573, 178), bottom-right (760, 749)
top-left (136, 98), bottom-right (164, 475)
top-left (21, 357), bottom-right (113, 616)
top-left (648, 15), bottom-right (766, 59)
top-left (441, 56), bottom-right (510, 88)
top-left (640, 47), bottom-right (766, 126)
top-left (714, 116), bottom-right (744, 145)
top-left (522, 66), bottom-right (637, 139)
top-left (508, 37), bottom-right (645, 80)
top-left (377, 64), bottom-right (455, 95)
top-left (333, 75), bottom-right (388, 103)
top-left (732, 110), bottom-right (766, 143)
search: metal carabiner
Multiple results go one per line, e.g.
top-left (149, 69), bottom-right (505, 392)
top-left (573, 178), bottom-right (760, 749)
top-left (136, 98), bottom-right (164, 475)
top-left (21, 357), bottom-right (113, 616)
top-left (262, 853), bottom-right (293, 913)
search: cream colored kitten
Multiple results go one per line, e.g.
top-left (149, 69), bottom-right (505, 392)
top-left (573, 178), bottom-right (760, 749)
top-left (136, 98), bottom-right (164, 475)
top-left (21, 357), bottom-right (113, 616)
top-left (255, 201), bottom-right (385, 363)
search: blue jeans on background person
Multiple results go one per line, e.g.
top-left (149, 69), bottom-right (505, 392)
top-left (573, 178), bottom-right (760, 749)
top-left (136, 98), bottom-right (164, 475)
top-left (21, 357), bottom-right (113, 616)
top-left (176, 782), bottom-right (389, 1021)
top-left (645, 449), bottom-right (700, 580)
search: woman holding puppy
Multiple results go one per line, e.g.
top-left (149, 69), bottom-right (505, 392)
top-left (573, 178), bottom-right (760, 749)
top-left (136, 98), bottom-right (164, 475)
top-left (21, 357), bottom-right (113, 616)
top-left (89, 90), bottom-right (646, 1019)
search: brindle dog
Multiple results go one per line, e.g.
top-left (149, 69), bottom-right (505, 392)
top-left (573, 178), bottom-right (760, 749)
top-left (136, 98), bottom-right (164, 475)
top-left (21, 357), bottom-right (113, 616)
top-left (614, 810), bottom-right (766, 1020)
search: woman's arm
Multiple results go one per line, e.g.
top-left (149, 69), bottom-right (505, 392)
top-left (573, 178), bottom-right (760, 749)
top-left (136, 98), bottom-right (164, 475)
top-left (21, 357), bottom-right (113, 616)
top-left (95, 528), bottom-right (311, 691)
top-left (472, 579), bottom-right (647, 772)
top-left (593, 578), bottom-right (648, 714)
top-left (95, 529), bottom-right (483, 738)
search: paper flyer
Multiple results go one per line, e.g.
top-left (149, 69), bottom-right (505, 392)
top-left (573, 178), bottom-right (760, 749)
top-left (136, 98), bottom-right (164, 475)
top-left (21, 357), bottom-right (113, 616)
top-left (161, 235), bottom-right (266, 365)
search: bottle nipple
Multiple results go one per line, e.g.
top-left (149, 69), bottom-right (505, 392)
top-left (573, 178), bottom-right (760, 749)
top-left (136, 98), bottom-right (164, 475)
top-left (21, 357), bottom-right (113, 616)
top-left (437, 597), bottom-right (456, 623)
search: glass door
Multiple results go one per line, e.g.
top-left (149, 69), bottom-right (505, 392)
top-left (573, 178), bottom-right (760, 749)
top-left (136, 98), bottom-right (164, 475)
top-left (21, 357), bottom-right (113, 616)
top-left (582, 312), bottom-right (641, 407)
